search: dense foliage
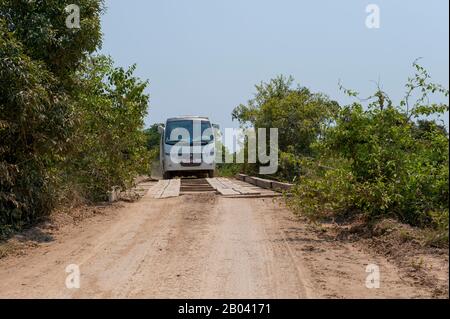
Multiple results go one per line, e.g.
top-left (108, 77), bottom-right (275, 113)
top-left (233, 64), bottom-right (449, 239)
top-left (232, 75), bottom-right (339, 157)
top-left (144, 123), bottom-right (163, 160)
top-left (0, 1), bottom-right (150, 237)
top-left (64, 56), bottom-right (150, 201)
top-left (232, 75), bottom-right (339, 180)
top-left (290, 62), bottom-right (448, 234)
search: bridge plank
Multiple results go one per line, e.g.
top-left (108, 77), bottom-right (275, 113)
top-left (159, 179), bottom-right (181, 198)
top-left (217, 178), bottom-right (260, 195)
top-left (207, 178), bottom-right (260, 195)
top-left (146, 179), bottom-right (181, 199)
top-left (206, 178), bottom-right (240, 195)
top-left (146, 180), bottom-right (169, 198)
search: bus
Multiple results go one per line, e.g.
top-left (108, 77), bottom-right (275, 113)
top-left (158, 116), bottom-right (218, 179)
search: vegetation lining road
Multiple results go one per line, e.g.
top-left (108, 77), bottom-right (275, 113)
top-left (229, 69), bottom-right (448, 247)
top-left (1, 1), bottom-right (151, 237)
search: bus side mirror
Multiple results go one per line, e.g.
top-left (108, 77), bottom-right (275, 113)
top-left (158, 125), bottom-right (165, 134)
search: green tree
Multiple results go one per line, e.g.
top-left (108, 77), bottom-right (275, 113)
top-left (232, 75), bottom-right (339, 179)
top-left (233, 75), bottom-right (339, 157)
top-left (66, 55), bottom-right (150, 200)
top-left (0, 1), bottom-right (103, 235)
top-left (144, 123), bottom-right (163, 160)
top-left (0, 0), bottom-right (103, 82)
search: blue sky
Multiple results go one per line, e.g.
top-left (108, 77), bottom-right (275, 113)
top-left (100, 0), bottom-right (449, 130)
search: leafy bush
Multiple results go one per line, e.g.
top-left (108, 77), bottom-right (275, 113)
top-left (289, 62), bottom-right (449, 231)
top-left (288, 161), bottom-right (356, 221)
top-left (64, 56), bottom-right (150, 201)
top-left (278, 152), bottom-right (302, 182)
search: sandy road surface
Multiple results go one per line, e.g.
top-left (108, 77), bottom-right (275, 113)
top-left (0, 190), bottom-right (439, 298)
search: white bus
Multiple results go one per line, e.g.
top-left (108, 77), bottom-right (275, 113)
top-left (158, 116), bottom-right (217, 179)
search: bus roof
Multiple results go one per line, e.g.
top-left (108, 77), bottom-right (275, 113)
top-left (166, 116), bottom-right (210, 122)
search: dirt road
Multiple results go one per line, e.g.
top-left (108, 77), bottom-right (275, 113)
top-left (0, 189), bottom-right (443, 298)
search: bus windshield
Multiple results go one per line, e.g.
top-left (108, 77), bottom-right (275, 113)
top-left (165, 120), bottom-right (213, 145)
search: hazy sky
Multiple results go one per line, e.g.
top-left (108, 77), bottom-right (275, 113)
top-left (100, 0), bottom-right (449, 129)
